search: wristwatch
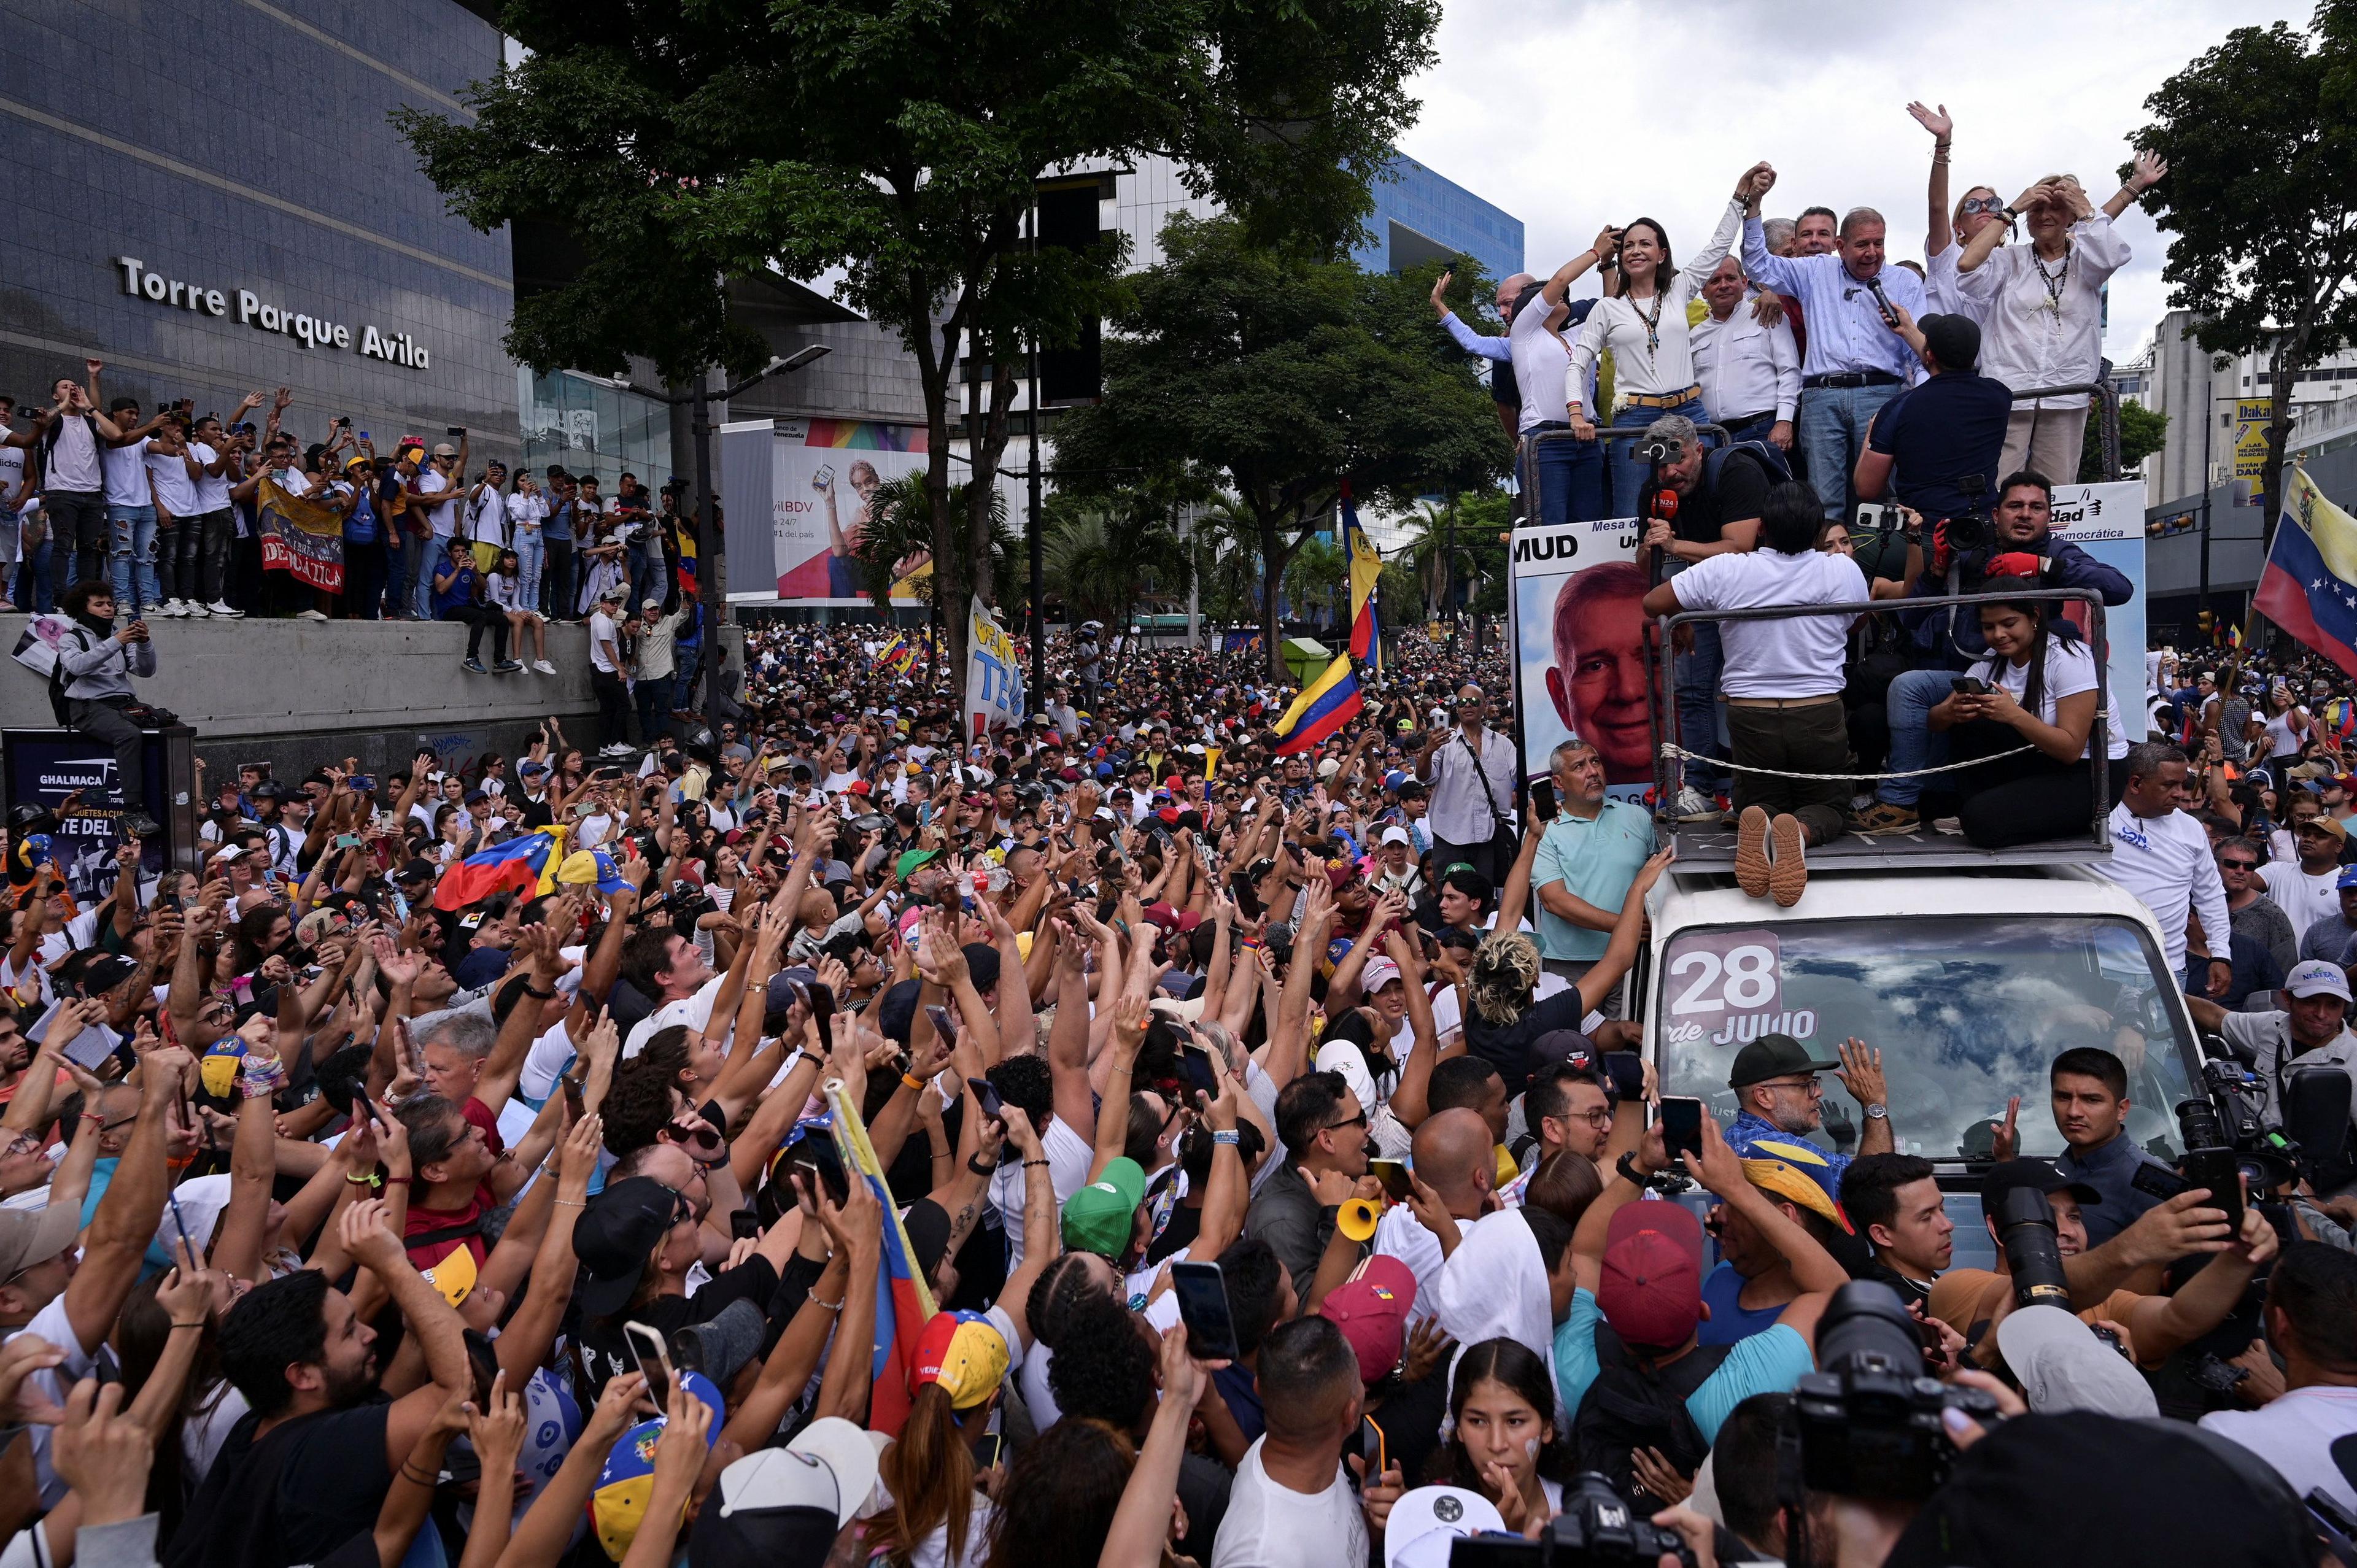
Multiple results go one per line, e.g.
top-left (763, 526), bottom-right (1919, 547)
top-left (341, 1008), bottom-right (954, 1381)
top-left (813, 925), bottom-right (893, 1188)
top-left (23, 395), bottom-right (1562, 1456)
top-left (1865, 1103), bottom-right (1888, 1121)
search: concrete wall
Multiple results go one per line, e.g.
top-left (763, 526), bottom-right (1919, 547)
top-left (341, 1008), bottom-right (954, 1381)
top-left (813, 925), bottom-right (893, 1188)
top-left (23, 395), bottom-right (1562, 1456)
top-left (0, 619), bottom-right (740, 784)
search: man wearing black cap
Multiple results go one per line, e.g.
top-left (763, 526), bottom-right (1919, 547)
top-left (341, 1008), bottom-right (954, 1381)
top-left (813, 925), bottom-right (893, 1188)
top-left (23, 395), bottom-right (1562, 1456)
top-left (1852, 309), bottom-right (2010, 528)
top-left (1723, 1032), bottom-right (1895, 1181)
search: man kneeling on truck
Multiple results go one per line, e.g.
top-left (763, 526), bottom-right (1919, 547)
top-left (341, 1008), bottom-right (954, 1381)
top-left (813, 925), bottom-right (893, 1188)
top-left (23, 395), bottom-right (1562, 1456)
top-left (1644, 481), bottom-right (1867, 906)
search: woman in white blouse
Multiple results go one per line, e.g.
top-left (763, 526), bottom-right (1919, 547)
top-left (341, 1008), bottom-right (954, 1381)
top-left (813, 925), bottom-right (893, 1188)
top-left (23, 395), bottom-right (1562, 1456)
top-left (1568, 163), bottom-right (1769, 514)
top-left (1956, 155), bottom-right (2165, 483)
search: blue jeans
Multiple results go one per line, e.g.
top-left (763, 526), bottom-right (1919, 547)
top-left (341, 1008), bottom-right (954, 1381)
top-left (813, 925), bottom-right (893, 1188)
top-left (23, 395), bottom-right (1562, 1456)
top-left (1719, 411), bottom-right (1779, 448)
top-left (412, 536), bottom-right (443, 619)
top-left (1669, 614), bottom-right (1727, 794)
top-left (1607, 395), bottom-right (1709, 517)
top-left (513, 528), bottom-right (545, 614)
top-left (20, 526), bottom-right (53, 612)
top-left (107, 504), bottom-right (159, 615)
top-left (1797, 382), bottom-right (1902, 521)
top-left (1878, 666), bottom-right (1957, 806)
top-left (1521, 423), bottom-right (1605, 527)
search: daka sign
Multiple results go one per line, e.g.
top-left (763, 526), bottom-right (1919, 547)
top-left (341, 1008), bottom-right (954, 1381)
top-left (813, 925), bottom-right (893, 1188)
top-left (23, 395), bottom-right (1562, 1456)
top-left (113, 257), bottom-right (430, 369)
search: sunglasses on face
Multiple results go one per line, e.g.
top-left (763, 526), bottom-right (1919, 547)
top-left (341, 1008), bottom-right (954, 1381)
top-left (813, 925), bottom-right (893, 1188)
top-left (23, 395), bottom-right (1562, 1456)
top-left (2219, 857), bottom-right (2259, 871)
top-left (1960, 195), bottom-right (2007, 216)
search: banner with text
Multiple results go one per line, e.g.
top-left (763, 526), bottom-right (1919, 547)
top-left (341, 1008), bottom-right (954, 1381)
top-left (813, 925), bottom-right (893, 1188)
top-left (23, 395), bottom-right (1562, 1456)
top-left (718, 419), bottom-right (931, 608)
top-left (964, 597), bottom-right (1025, 737)
top-left (257, 477), bottom-right (346, 593)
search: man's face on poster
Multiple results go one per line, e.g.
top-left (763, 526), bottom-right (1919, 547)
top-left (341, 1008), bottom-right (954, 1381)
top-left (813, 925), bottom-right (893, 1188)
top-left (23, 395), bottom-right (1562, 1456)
top-left (1545, 570), bottom-right (1653, 784)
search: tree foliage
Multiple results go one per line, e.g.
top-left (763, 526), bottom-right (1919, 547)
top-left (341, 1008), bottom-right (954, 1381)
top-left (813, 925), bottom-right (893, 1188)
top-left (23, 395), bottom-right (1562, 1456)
top-left (1052, 217), bottom-right (1512, 671)
top-left (401, 0), bottom-right (1439, 673)
top-left (2083, 399), bottom-right (2171, 487)
top-left (2134, 1), bottom-right (2357, 525)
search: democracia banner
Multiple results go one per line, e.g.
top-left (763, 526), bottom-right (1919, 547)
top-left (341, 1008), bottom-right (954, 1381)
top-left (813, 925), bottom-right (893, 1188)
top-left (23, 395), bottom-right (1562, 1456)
top-left (257, 476), bottom-right (346, 593)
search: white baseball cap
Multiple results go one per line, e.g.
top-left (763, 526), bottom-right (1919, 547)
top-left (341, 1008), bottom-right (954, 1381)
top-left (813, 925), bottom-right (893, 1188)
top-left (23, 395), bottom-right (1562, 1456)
top-left (1380, 825), bottom-right (1412, 848)
top-left (1995, 1304), bottom-right (2159, 1419)
top-left (1383, 1487), bottom-right (1506, 1568)
top-left (1360, 956), bottom-right (1404, 992)
top-left (2285, 959), bottom-right (2353, 1003)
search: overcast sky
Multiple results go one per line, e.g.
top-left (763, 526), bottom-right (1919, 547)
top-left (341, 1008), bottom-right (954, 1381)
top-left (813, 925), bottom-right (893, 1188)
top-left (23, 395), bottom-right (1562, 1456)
top-left (1395, 0), bottom-right (2309, 367)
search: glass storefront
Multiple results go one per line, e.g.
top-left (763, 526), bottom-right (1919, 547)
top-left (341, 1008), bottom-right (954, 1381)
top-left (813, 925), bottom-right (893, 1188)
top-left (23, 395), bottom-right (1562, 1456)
top-left (518, 369), bottom-right (673, 493)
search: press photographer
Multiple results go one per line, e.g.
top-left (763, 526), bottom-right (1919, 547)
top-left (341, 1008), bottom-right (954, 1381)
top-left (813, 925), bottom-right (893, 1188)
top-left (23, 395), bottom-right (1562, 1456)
top-left (50, 577), bottom-right (165, 840)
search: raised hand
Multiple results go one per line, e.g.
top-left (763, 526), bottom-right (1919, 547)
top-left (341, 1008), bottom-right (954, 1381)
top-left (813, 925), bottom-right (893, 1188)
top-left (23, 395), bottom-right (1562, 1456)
top-left (1905, 101), bottom-right (1953, 142)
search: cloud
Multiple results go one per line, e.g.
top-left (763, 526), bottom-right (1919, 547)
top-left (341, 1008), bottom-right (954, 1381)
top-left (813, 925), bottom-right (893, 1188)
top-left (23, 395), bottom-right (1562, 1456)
top-left (1396, 0), bottom-right (2307, 364)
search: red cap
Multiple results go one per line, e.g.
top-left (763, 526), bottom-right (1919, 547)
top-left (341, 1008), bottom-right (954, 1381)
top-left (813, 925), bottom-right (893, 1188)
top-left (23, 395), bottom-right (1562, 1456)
top-left (1156, 806), bottom-right (1181, 826)
top-left (1320, 1256), bottom-right (1417, 1382)
top-left (1596, 1201), bottom-right (1704, 1351)
top-left (1142, 901), bottom-right (1182, 931)
top-left (1325, 861), bottom-right (1363, 894)
top-left (848, 779), bottom-right (872, 795)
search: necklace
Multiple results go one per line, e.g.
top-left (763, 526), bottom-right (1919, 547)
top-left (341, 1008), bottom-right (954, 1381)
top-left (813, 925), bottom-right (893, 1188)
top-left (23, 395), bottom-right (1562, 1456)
top-left (1631, 287), bottom-right (1666, 359)
top-left (2032, 244), bottom-right (2071, 317)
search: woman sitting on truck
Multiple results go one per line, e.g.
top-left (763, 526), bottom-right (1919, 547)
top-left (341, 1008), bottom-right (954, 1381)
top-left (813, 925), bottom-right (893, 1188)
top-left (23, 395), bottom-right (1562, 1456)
top-left (1926, 575), bottom-right (2130, 849)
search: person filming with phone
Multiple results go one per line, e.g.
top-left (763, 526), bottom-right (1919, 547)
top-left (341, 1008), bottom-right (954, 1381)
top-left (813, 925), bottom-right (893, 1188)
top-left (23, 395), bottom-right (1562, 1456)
top-left (52, 578), bottom-right (163, 840)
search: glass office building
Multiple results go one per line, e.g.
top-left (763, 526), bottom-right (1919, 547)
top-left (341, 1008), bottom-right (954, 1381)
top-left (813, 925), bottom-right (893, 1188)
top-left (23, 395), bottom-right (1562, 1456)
top-left (0, 0), bottom-right (534, 459)
top-left (1353, 156), bottom-right (1524, 287)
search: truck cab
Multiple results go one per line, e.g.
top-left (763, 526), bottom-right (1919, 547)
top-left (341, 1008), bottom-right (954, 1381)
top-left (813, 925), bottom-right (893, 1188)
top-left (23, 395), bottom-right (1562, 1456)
top-left (1632, 856), bottom-right (2206, 1269)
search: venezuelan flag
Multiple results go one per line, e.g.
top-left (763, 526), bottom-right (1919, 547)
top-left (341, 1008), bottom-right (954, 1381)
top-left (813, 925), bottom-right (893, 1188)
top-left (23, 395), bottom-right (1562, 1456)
top-left (2334, 698), bottom-right (2357, 743)
top-left (673, 519), bottom-right (697, 597)
top-left (2255, 467), bottom-right (2357, 680)
top-left (433, 827), bottom-right (562, 911)
top-left (823, 1077), bottom-right (935, 1437)
top-left (876, 632), bottom-right (916, 677)
top-left (1271, 654), bottom-right (1363, 755)
top-left (1342, 487), bottom-right (1383, 673)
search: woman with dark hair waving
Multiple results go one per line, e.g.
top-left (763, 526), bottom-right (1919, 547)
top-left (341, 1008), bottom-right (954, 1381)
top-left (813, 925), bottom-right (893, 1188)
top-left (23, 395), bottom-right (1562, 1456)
top-left (1928, 573), bottom-right (2130, 848)
top-left (1568, 164), bottom-right (1775, 512)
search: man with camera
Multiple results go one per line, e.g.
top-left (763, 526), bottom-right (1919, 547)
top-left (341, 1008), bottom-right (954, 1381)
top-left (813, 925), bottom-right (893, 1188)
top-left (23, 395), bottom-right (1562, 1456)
top-left (2188, 958), bottom-right (2357, 1149)
top-left (1854, 468), bottom-right (2135, 834)
top-left (53, 579), bottom-right (163, 841)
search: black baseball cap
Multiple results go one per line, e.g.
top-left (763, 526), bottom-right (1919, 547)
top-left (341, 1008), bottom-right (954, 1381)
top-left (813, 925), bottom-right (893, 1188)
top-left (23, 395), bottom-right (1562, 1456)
top-left (1978, 1157), bottom-right (2101, 1211)
top-left (571, 1176), bottom-right (684, 1317)
top-left (1887, 1411), bottom-right (2312, 1568)
top-left (397, 858), bottom-right (438, 886)
top-left (1727, 1032), bottom-right (1841, 1089)
top-left (1916, 312), bottom-right (1982, 373)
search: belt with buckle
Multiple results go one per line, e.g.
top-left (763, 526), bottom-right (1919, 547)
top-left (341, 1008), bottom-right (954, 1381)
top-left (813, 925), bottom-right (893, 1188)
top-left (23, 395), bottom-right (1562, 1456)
top-left (1618, 385), bottom-right (1703, 411)
top-left (1802, 371), bottom-right (1902, 389)
top-left (1725, 694), bottom-right (1844, 709)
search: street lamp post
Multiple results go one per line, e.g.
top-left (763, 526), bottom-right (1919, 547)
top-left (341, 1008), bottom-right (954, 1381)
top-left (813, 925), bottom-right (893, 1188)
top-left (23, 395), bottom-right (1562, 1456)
top-left (595, 344), bottom-right (830, 744)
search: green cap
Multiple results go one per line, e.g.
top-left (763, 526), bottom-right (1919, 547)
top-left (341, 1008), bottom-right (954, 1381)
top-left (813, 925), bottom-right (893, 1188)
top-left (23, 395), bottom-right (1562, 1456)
top-left (1727, 1032), bottom-right (1843, 1090)
top-left (1060, 1157), bottom-right (1146, 1258)
top-left (895, 848), bottom-right (940, 881)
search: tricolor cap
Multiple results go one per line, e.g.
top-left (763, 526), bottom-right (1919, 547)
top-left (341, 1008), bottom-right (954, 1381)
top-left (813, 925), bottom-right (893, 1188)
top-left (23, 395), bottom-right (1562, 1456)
top-left (910, 1310), bottom-right (1010, 1408)
top-left (199, 1040), bottom-right (248, 1099)
top-left (592, 1369), bottom-right (726, 1561)
top-left (1740, 1138), bottom-right (1852, 1231)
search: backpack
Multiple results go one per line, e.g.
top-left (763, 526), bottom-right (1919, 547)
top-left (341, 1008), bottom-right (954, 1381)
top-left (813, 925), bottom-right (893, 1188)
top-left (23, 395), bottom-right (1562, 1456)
top-left (1572, 1320), bottom-right (1733, 1508)
top-left (1701, 438), bottom-right (1795, 495)
top-left (44, 626), bottom-right (91, 724)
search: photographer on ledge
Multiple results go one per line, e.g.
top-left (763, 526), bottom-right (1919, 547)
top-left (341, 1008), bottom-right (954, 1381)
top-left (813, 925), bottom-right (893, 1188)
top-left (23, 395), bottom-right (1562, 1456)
top-left (54, 577), bottom-right (163, 840)
top-left (1854, 469), bottom-right (2134, 835)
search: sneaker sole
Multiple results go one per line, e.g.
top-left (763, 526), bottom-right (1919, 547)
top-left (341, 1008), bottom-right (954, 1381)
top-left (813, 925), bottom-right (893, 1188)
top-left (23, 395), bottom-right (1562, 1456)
top-left (1852, 816), bottom-right (1921, 838)
top-left (1770, 814), bottom-right (1808, 907)
top-left (1733, 806), bottom-right (1772, 898)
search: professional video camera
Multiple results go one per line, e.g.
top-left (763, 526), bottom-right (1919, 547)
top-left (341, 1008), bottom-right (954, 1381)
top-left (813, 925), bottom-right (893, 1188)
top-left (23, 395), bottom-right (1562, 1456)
top-left (1450, 1473), bottom-right (1696, 1567)
top-left (1944, 472), bottom-right (1992, 558)
top-left (1790, 1281), bottom-right (1999, 1500)
top-left (1992, 1186), bottom-right (2071, 1310)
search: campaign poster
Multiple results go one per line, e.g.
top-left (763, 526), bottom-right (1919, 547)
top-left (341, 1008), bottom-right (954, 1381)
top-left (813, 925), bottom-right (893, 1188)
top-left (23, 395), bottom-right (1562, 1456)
top-left (2, 731), bottom-right (177, 900)
top-left (718, 418), bottom-right (931, 608)
top-left (2048, 481), bottom-right (2150, 740)
top-left (1508, 512), bottom-right (1659, 802)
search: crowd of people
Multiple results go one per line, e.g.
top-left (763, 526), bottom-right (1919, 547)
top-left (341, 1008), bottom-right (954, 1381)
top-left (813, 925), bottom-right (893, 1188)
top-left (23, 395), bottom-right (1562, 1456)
top-left (0, 597), bottom-right (2343, 1568)
top-left (0, 368), bottom-right (706, 673)
top-left (6, 101), bottom-right (2357, 1568)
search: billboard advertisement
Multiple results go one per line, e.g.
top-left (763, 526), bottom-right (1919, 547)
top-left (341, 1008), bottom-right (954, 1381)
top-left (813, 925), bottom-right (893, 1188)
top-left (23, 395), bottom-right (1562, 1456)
top-left (1507, 481), bottom-right (2151, 801)
top-left (718, 418), bottom-right (931, 608)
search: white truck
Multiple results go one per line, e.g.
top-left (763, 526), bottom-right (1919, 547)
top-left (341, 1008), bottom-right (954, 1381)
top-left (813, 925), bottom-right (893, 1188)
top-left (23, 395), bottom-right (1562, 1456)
top-left (1632, 855), bottom-right (2207, 1267)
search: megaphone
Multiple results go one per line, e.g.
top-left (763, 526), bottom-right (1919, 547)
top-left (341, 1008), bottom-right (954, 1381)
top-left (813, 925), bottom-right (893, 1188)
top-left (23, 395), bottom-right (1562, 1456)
top-left (1337, 1197), bottom-right (1381, 1242)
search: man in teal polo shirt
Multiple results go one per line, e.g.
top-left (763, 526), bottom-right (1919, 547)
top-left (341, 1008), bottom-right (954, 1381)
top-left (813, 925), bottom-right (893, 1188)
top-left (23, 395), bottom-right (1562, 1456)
top-left (1531, 737), bottom-right (1658, 995)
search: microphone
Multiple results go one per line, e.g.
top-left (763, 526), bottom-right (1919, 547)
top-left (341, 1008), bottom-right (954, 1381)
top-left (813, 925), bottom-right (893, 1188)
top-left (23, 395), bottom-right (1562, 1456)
top-left (1862, 274), bottom-right (1900, 329)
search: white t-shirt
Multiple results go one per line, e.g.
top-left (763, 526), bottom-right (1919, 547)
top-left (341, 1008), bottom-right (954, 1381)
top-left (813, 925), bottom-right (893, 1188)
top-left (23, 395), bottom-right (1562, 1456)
top-left (1970, 636), bottom-right (2129, 762)
top-left (188, 441), bottom-right (231, 512)
top-left (420, 468), bottom-right (457, 538)
top-left (589, 611), bottom-right (623, 674)
top-left (467, 485), bottom-right (508, 545)
top-left (0, 444), bottom-right (25, 508)
top-left (144, 445), bottom-right (198, 517)
top-left (622, 972), bottom-right (735, 1059)
top-left (1211, 1439), bottom-right (1370, 1568)
top-left (42, 416), bottom-right (101, 493)
top-left (509, 490), bottom-right (548, 532)
top-left (989, 1114), bottom-right (1093, 1270)
top-left (1671, 547), bottom-right (1867, 698)
top-left (100, 437), bottom-right (153, 507)
top-left (2202, 1385), bottom-right (2357, 1515)
top-left (2260, 860), bottom-right (2343, 949)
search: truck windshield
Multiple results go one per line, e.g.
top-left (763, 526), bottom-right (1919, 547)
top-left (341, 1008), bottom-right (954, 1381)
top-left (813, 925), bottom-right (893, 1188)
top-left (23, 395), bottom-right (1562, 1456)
top-left (1654, 913), bottom-right (2194, 1165)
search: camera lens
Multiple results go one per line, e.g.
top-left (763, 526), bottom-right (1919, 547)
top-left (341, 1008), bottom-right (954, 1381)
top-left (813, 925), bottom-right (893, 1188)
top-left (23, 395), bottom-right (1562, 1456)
top-left (1994, 1187), bottom-right (2071, 1309)
top-left (1814, 1279), bottom-right (1929, 1377)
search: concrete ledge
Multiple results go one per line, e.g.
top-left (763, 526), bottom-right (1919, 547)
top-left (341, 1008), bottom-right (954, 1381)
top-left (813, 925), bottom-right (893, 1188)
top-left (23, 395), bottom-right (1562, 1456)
top-left (0, 615), bottom-right (730, 784)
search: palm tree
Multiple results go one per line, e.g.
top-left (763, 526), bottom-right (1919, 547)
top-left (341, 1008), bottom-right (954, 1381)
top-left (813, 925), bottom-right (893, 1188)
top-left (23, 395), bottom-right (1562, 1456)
top-left (1046, 490), bottom-right (1196, 654)
top-left (1283, 537), bottom-right (1347, 633)
top-left (856, 472), bottom-right (1018, 653)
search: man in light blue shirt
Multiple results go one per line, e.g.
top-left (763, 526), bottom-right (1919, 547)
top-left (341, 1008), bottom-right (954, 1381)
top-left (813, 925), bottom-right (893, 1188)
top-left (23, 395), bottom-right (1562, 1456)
top-left (1738, 166), bottom-right (1929, 522)
top-left (1531, 738), bottom-right (1657, 989)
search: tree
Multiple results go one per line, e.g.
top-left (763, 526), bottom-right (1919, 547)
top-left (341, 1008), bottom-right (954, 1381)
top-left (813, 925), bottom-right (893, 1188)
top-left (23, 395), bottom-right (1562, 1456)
top-left (2081, 400), bottom-right (2171, 487)
top-left (1053, 218), bottom-right (1511, 673)
top-left (404, 0), bottom-right (1442, 675)
top-left (849, 473), bottom-right (1018, 639)
top-left (1284, 538), bottom-right (1349, 631)
top-left (1042, 490), bottom-right (1194, 643)
top-left (2134, 1), bottom-right (2357, 531)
